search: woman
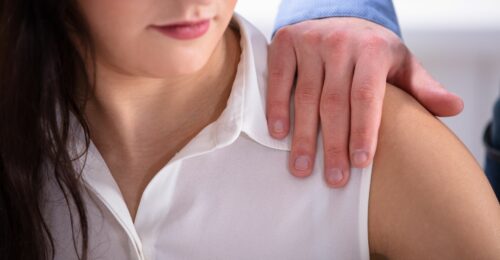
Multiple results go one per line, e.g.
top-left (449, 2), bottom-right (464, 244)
top-left (0, 0), bottom-right (498, 259)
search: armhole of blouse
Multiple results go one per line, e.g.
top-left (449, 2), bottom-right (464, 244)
top-left (358, 163), bottom-right (374, 260)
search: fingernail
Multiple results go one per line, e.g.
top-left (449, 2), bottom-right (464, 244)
top-left (273, 119), bottom-right (284, 133)
top-left (353, 151), bottom-right (369, 166)
top-left (326, 168), bottom-right (343, 184)
top-left (294, 156), bottom-right (310, 171)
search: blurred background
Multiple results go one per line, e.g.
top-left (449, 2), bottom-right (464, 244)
top-left (235, 0), bottom-right (500, 164)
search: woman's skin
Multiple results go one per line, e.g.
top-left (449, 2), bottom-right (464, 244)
top-left (370, 84), bottom-right (500, 258)
top-left (77, 0), bottom-right (500, 257)
top-left (77, 0), bottom-right (239, 219)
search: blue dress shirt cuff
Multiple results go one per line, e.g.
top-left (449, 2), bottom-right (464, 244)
top-left (273, 0), bottom-right (401, 38)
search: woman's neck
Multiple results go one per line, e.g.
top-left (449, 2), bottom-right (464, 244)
top-left (84, 26), bottom-right (241, 173)
top-left (82, 26), bottom-right (241, 220)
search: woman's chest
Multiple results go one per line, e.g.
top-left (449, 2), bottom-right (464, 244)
top-left (44, 137), bottom-right (368, 260)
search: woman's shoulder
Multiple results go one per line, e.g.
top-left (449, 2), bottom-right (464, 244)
top-left (368, 84), bottom-right (500, 258)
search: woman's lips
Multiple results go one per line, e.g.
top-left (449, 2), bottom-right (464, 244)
top-left (152, 19), bottom-right (211, 40)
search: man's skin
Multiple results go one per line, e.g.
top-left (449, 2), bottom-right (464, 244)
top-left (266, 17), bottom-right (465, 187)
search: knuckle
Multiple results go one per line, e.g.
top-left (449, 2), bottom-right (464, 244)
top-left (350, 127), bottom-right (371, 143)
top-left (394, 39), bottom-right (408, 52)
top-left (295, 87), bottom-right (320, 106)
top-left (267, 100), bottom-right (289, 114)
top-left (274, 27), bottom-right (293, 42)
top-left (325, 145), bottom-right (347, 158)
top-left (269, 68), bottom-right (287, 81)
top-left (301, 30), bottom-right (322, 45)
top-left (351, 84), bottom-right (377, 104)
top-left (322, 32), bottom-right (350, 57)
top-left (319, 92), bottom-right (348, 116)
top-left (363, 35), bottom-right (389, 51)
top-left (320, 104), bottom-right (348, 121)
top-left (267, 99), bottom-right (288, 109)
top-left (324, 30), bottom-right (349, 46)
top-left (321, 91), bottom-right (347, 105)
top-left (293, 136), bottom-right (315, 151)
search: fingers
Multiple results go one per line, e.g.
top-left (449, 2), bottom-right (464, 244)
top-left (350, 43), bottom-right (390, 168)
top-left (320, 46), bottom-right (354, 187)
top-left (289, 32), bottom-right (324, 177)
top-left (392, 54), bottom-right (464, 117)
top-left (269, 18), bottom-right (461, 189)
top-left (266, 28), bottom-right (297, 139)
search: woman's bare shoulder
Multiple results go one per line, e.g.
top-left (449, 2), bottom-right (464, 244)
top-left (368, 84), bottom-right (500, 259)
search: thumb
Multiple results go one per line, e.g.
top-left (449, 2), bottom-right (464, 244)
top-left (390, 54), bottom-right (464, 117)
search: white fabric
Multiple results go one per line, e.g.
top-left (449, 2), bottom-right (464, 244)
top-left (43, 14), bottom-right (373, 260)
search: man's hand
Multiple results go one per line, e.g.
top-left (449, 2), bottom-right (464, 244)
top-left (266, 17), bottom-right (464, 188)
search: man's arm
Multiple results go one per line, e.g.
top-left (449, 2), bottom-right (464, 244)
top-left (369, 84), bottom-right (500, 258)
top-left (274, 0), bottom-right (401, 37)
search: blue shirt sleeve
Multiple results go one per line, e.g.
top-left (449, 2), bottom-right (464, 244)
top-left (274, 0), bottom-right (401, 37)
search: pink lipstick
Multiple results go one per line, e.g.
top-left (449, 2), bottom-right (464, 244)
top-left (152, 19), bottom-right (211, 40)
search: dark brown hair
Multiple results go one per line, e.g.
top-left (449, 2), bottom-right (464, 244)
top-left (0, 0), bottom-right (94, 259)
